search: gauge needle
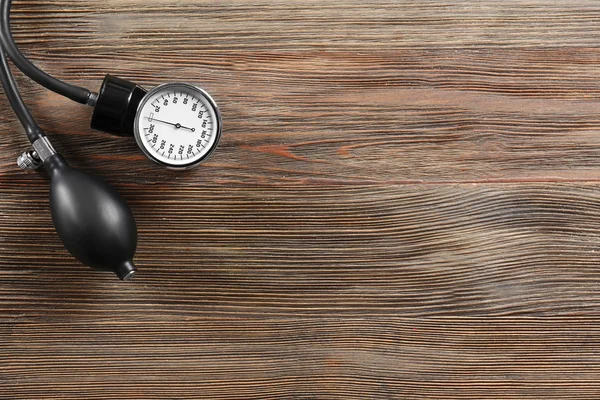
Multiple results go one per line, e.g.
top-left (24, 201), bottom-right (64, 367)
top-left (147, 116), bottom-right (196, 132)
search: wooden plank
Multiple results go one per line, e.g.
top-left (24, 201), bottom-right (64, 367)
top-left (0, 1), bottom-right (598, 183)
top-left (3, 317), bottom-right (600, 399)
top-left (2, 182), bottom-right (600, 319)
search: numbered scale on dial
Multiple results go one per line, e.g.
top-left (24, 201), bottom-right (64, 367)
top-left (133, 83), bottom-right (222, 169)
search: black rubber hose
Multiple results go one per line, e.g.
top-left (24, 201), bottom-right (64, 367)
top-left (0, 49), bottom-right (43, 143)
top-left (0, 0), bottom-right (94, 105)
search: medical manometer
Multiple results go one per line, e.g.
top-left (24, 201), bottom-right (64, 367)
top-left (91, 77), bottom-right (221, 169)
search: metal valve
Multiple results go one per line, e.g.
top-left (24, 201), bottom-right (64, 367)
top-left (17, 136), bottom-right (57, 171)
top-left (17, 149), bottom-right (42, 171)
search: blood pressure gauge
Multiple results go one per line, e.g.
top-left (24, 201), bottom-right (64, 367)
top-left (133, 83), bottom-right (221, 169)
top-left (91, 76), bottom-right (222, 169)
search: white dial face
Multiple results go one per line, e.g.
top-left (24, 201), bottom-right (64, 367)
top-left (134, 83), bottom-right (221, 169)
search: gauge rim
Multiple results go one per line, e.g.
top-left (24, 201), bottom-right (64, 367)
top-left (133, 82), bottom-right (222, 170)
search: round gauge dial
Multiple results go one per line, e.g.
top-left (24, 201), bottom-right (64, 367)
top-left (134, 83), bottom-right (222, 169)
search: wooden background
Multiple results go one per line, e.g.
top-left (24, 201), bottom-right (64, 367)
top-left (1, 0), bottom-right (600, 398)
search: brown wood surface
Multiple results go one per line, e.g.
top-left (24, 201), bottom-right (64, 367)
top-left (1, 0), bottom-right (600, 398)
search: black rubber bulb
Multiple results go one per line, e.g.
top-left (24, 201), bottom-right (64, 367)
top-left (44, 154), bottom-right (138, 280)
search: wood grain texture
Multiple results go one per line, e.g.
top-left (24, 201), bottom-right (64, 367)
top-left (1, 0), bottom-right (600, 398)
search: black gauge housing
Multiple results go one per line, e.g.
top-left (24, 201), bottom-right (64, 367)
top-left (91, 74), bottom-right (147, 136)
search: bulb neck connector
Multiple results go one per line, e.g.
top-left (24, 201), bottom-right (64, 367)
top-left (117, 261), bottom-right (137, 280)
